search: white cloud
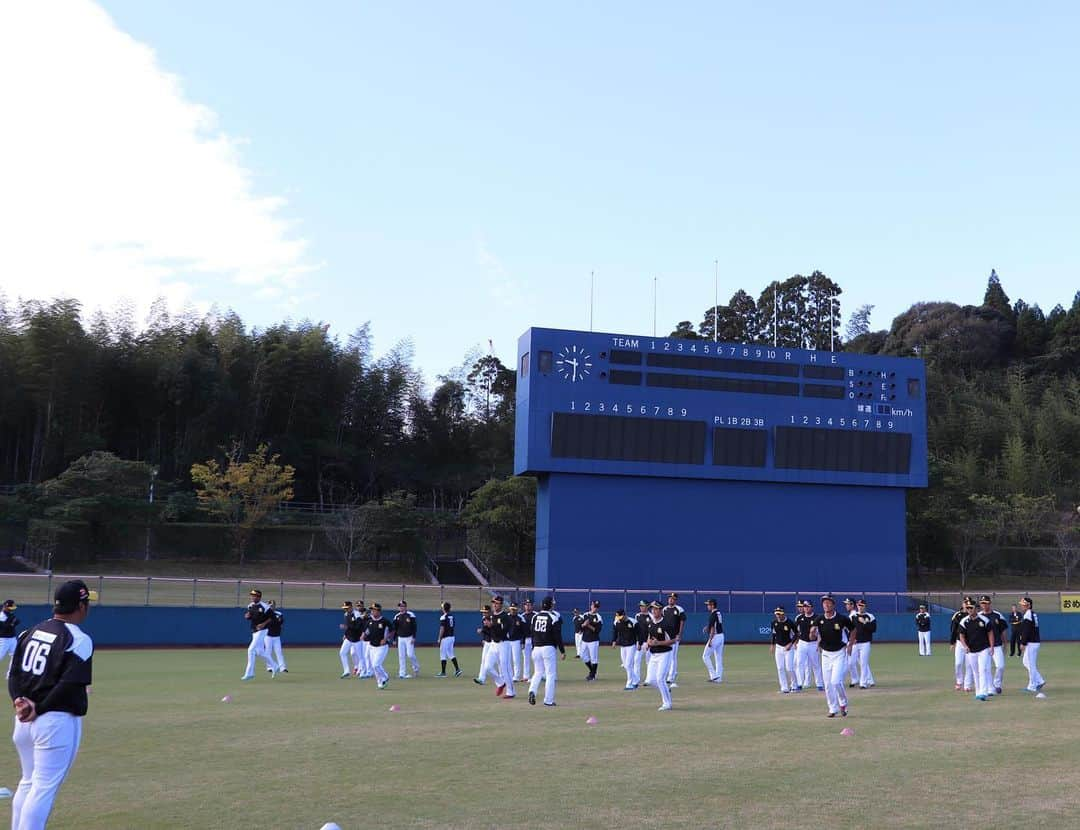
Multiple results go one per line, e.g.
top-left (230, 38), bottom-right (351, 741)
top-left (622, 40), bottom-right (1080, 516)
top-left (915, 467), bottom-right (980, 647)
top-left (475, 237), bottom-right (533, 310)
top-left (0, 1), bottom-right (314, 321)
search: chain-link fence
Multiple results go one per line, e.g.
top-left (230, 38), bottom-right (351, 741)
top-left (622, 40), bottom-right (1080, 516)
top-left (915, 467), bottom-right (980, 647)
top-left (0, 573), bottom-right (1065, 613)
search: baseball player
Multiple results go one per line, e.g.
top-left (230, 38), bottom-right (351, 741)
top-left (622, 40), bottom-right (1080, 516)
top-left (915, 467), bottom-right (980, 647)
top-left (473, 604), bottom-right (498, 686)
top-left (957, 601), bottom-right (994, 701)
top-left (843, 598), bottom-right (859, 688)
top-left (769, 606), bottom-right (797, 693)
top-left (519, 599), bottom-right (536, 681)
top-left (506, 603), bottom-right (524, 682)
top-left (9, 579), bottom-right (95, 830)
top-left (915, 604), bottom-right (932, 656)
top-left (701, 598), bottom-right (725, 683)
top-left (0, 599), bottom-right (20, 664)
top-left (579, 600), bottom-right (602, 681)
top-left (950, 596), bottom-right (975, 691)
top-left (661, 593), bottom-right (686, 687)
top-left (611, 609), bottom-right (639, 689)
top-left (572, 609), bottom-right (584, 659)
top-left (488, 595), bottom-right (517, 699)
top-left (363, 603), bottom-right (393, 689)
top-left (979, 595), bottom-right (1007, 694)
top-left (812, 594), bottom-right (855, 717)
top-left (852, 599), bottom-right (876, 688)
top-left (1008, 604), bottom-right (1022, 658)
top-left (1018, 596), bottom-right (1045, 692)
top-left (794, 600), bottom-right (824, 691)
top-left (393, 601), bottom-right (421, 679)
top-left (645, 601), bottom-right (677, 711)
top-left (527, 596), bottom-right (565, 707)
top-left (634, 601), bottom-right (652, 685)
top-left (435, 602), bottom-right (462, 677)
top-left (242, 588), bottom-right (278, 680)
top-left (339, 602), bottom-right (364, 678)
top-left (264, 600), bottom-right (287, 674)
top-left (355, 602), bottom-right (373, 678)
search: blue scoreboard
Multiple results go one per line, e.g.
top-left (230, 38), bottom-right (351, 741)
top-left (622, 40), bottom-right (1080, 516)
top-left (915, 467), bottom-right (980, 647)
top-left (515, 327), bottom-right (928, 592)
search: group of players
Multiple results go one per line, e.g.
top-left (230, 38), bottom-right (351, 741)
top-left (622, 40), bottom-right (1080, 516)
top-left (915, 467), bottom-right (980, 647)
top-left (239, 585), bottom-right (1049, 717)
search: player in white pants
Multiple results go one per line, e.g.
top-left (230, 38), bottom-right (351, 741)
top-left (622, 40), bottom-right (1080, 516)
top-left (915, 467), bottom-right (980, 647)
top-left (794, 601), bottom-right (823, 691)
top-left (474, 605), bottom-right (499, 685)
top-left (611, 609), bottom-right (640, 689)
top-left (915, 605), bottom-right (932, 656)
top-left (527, 598), bottom-right (564, 706)
top-left (645, 602), bottom-right (676, 710)
top-left (979, 597), bottom-right (1007, 693)
top-left (701, 599), bottom-right (725, 683)
top-left (814, 595), bottom-right (855, 716)
top-left (634, 602), bottom-right (652, 684)
top-left (0, 599), bottom-right (20, 663)
top-left (264, 600), bottom-right (287, 674)
top-left (958, 602), bottom-right (994, 700)
top-left (435, 602), bottom-right (462, 677)
top-left (579, 601), bottom-right (602, 681)
top-left (1018, 596), bottom-right (1045, 692)
top-left (364, 604), bottom-right (393, 689)
top-left (393, 602), bottom-right (421, 679)
top-left (661, 594), bottom-right (687, 685)
top-left (769, 607), bottom-right (797, 693)
top-left (242, 589), bottom-right (277, 679)
top-left (843, 598), bottom-right (859, 687)
top-left (852, 599), bottom-right (876, 688)
top-left (520, 599), bottom-right (536, 680)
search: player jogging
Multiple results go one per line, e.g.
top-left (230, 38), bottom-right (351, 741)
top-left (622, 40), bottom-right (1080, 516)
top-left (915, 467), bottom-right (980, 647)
top-left (813, 594), bottom-right (855, 718)
top-left (528, 596), bottom-right (566, 707)
top-left (645, 601), bottom-right (677, 711)
top-left (0, 599), bottom-right (21, 664)
top-left (9, 579), bottom-right (95, 830)
top-left (435, 602), bottom-right (461, 677)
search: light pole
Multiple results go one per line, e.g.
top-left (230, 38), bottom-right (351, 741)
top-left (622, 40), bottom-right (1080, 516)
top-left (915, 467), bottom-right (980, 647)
top-left (144, 467), bottom-right (158, 561)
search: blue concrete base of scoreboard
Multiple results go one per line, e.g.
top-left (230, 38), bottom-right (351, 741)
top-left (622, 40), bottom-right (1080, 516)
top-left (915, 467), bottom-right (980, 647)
top-left (535, 473), bottom-right (907, 592)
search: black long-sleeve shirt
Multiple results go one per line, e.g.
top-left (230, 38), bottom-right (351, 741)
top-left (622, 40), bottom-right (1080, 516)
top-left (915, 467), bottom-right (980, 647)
top-left (915, 612), bottom-right (931, 632)
top-left (1019, 610), bottom-right (1040, 645)
top-left (531, 610), bottom-right (565, 653)
top-left (613, 617), bottom-right (638, 647)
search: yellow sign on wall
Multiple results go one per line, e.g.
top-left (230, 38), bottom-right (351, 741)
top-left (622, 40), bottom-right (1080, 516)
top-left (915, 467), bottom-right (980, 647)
top-left (1060, 595), bottom-right (1080, 612)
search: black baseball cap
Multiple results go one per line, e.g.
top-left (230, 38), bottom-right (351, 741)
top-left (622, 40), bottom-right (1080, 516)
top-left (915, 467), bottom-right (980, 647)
top-left (821, 594), bottom-right (836, 603)
top-left (649, 601), bottom-right (663, 610)
top-left (668, 592), bottom-right (679, 600)
top-left (774, 606), bottom-right (785, 614)
top-left (638, 600), bottom-right (649, 607)
top-left (2, 600), bottom-right (15, 609)
top-left (249, 588), bottom-right (262, 597)
top-left (491, 595), bottom-right (504, 602)
top-left (918, 603), bottom-right (928, 609)
top-left (341, 601), bottom-right (353, 609)
top-left (978, 595), bottom-right (992, 603)
top-left (856, 599), bottom-right (867, 606)
top-left (54, 580), bottom-right (96, 614)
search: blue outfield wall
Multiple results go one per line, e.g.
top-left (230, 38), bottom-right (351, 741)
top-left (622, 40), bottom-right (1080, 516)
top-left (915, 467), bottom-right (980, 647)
top-left (16, 606), bottom-right (1080, 647)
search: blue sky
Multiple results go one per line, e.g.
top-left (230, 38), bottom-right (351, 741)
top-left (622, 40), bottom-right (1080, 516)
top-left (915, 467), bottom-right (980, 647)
top-left (3, 3), bottom-right (1078, 383)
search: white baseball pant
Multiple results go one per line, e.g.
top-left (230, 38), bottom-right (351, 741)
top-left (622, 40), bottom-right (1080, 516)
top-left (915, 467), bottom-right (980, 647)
top-left (579, 640), bottom-right (599, 666)
top-left (0, 637), bottom-right (16, 662)
top-left (339, 640), bottom-right (357, 674)
top-left (244, 630), bottom-right (274, 677)
top-left (620, 645), bottom-right (639, 686)
top-left (12, 711), bottom-right (82, 830)
top-left (369, 644), bottom-right (390, 684)
top-left (649, 651), bottom-right (673, 707)
top-left (397, 636), bottom-right (419, 677)
top-left (773, 646), bottom-right (795, 692)
top-left (965, 648), bottom-right (992, 697)
top-left (522, 638), bottom-right (533, 679)
top-left (918, 630), bottom-right (931, 656)
top-left (1022, 643), bottom-right (1044, 690)
top-left (702, 634), bottom-right (724, 682)
top-left (795, 640), bottom-right (822, 688)
top-left (953, 642), bottom-right (973, 688)
top-left (439, 636), bottom-right (456, 660)
top-left (266, 635), bottom-right (285, 672)
top-left (528, 645), bottom-right (558, 705)
top-left (990, 645), bottom-right (1005, 690)
top-left (821, 648), bottom-right (850, 715)
top-left (853, 642), bottom-right (874, 687)
top-left (495, 641), bottom-right (516, 696)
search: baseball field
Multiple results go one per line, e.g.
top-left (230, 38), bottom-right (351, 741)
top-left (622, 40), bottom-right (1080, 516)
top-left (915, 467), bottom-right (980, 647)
top-left (2, 643), bottom-right (1076, 829)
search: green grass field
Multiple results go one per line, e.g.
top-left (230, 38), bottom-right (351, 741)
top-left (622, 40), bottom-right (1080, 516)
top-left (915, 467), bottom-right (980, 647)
top-left (4, 643), bottom-right (1078, 829)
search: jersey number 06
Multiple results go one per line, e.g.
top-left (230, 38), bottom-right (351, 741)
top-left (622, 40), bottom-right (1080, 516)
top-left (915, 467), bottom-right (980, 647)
top-left (21, 641), bottom-right (51, 676)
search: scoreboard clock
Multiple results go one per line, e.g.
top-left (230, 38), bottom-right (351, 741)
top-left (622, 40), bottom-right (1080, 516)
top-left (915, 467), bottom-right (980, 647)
top-left (515, 327), bottom-right (928, 593)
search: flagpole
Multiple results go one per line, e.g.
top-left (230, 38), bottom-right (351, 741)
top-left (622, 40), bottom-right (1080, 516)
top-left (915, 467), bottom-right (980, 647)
top-left (713, 259), bottom-right (719, 342)
top-left (773, 282), bottom-right (778, 348)
top-left (590, 271), bottom-right (594, 332)
top-left (653, 276), bottom-right (657, 337)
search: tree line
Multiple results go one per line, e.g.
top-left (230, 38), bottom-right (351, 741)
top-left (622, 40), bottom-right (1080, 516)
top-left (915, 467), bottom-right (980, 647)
top-left (2, 269), bottom-right (1078, 584)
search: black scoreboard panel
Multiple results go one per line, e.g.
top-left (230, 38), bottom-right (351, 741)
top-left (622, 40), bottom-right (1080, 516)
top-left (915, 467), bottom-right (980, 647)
top-left (551, 412), bottom-right (705, 465)
top-left (712, 428), bottom-right (767, 467)
top-left (774, 426), bottom-right (912, 474)
top-left (517, 327), bottom-right (928, 488)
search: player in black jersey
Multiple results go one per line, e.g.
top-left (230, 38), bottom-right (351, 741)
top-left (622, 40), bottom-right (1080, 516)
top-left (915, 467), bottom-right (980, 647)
top-left (915, 604), bottom-right (932, 656)
top-left (520, 599), bottom-right (536, 681)
top-left (0, 599), bottom-right (20, 664)
top-left (957, 601), bottom-right (994, 700)
top-left (265, 600), bottom-right (287, 674)
top-left (612, 609), bottom-right (640, 689)
top-left (364, 603), bottom-right (394, 689)
top-left (634, 600), bottom-right (651, 685)
top-left (9, 579), bottom-right (95, 830)
top-left (794, 601), bottom-right (824, 691)
top-left (852, 599), bottom-right (876, 688)
top-left (1018, 596), bottom-right (1045, 692)
top-left (770, 607), bottom-right (797, 693)
top-left (507, 603), bottom-right (524, 682)
top-left (950, 596), bottom-right (975, 691)
top-left (527, 596), bottom-right (566, 706)
top-left (488, 596), bottom-right (517, 698)
top-left (393, 601), bottom-right (421, 679)
top-left (701, 598), bottom-right (725, 683)
top-left (812, 594), bottom-right (855, 717)
top-left (435, 602), bottom-right (461, 677)
top-left (1008, 604), bottom-right (1022, 657)
top-left (978, 596), bottom-right (1007, 694)
top-left (646, 601), bottom-right (678, 711)
top-left (580, 600), bottom-right (602, 681)
top-left (242, 588), bottom-right (278, 680)
top-left (661, 593), bottom-right (687, 687)
top-left (572, 608), bottom-right (584, 659)
top-left (339, 602), bottom-right (363, 678)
